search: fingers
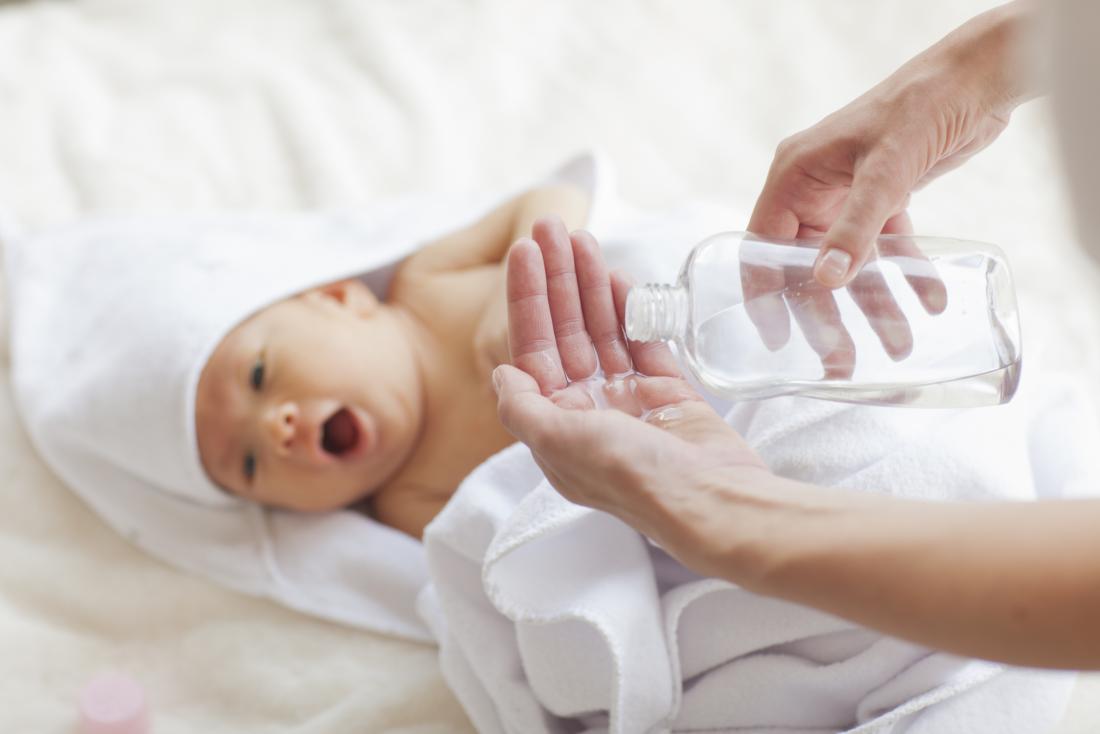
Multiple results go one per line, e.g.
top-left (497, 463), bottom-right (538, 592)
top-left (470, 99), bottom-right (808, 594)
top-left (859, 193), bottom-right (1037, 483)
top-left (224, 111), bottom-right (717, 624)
top-left (571, 229), bottom-right (633, 376)
top-left (511, 221), bottom-right (686, 401)
top-left (492, 364), bottom-right (562, 449)
top-left (879, 212), bottom-right (948, 315)
top-left (611, 270), bottom-right (683, 378)
top-left (818, 153), bottom-right (913, 288)
top-left (846, 262), bottom-right (914, 361)
top-left (531, 217), bottom-right (598, 381)
top-left (506, 238), bottom-right (569, 394)
top-left (548, 382), bottom-right (599, 411)
top-left (880, 210), bottom-right (913, 237)
top-left (845, 212), bottom-right (915, 361)
top-left (746, 153), bottom-right (802, 242)
top-left (494, 365), bottom-right (629, 506)
top-left (746, 177), bottom-right (799, 350)
top-left (740, 237), bottom-right (792, 352)
top-left (784, 281), bottom-right (857, 380)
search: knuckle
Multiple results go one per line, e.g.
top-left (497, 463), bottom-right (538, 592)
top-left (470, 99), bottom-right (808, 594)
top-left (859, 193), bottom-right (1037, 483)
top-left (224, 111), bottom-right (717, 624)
top-left (552, 315), bottom-right (587, 338)
top-left (592, 327), bottom-right (625, 349)
top-left (774, 134), bottom-right (801, 161)
top-left (516, 339), bottom-right (557, 358)
top-left (865, 138), bottom-right (905, 170)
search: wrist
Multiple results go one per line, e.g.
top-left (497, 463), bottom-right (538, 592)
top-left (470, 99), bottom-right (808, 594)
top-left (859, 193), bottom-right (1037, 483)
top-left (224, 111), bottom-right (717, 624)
top-left (643, 467), bottom-right (831, 588)
top-left (942, 1), bottom-right (1037, 113)
top-left (669, 470), bottom-right (892, 596)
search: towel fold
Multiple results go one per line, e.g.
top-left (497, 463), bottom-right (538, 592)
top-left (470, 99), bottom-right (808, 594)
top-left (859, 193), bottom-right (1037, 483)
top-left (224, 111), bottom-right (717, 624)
top-left (419, 367), bottom-right (1096, 733)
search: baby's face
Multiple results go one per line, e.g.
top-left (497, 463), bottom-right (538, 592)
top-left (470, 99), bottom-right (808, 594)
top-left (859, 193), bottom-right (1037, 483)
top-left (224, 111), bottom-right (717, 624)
top-left (195, 280), bottom-right (423, 512)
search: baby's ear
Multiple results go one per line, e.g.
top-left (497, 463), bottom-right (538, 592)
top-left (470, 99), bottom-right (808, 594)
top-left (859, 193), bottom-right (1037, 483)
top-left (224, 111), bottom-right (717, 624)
top-left (308, 279), bottom-right (380, 317)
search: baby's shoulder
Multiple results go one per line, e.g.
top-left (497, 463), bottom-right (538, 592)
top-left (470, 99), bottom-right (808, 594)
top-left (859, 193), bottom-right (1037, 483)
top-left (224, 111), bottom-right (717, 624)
top-left (389, 259), bottom-right (499, 316)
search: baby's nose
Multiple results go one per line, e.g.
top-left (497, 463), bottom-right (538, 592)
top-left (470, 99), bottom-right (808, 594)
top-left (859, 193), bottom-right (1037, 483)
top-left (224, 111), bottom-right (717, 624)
top-left (266, 401), bottom-right (299, 453)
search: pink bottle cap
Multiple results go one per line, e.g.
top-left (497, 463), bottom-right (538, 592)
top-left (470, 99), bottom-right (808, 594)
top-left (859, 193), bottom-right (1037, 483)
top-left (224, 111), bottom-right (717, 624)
top-left (77, 672), bottom-right (149, 734)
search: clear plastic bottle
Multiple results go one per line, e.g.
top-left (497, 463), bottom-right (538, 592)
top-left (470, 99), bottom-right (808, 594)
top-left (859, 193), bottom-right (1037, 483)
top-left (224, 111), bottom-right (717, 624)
top-left (624, 232), bottom-right (1021, 407)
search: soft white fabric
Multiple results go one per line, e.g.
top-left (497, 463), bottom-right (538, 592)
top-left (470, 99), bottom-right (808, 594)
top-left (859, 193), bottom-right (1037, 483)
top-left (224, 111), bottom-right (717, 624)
top-left (1, 1), bottom-right (1099, 732)
top-left (420, 370), bottom-right (1094, 733)
top-left (4, 154), bottom-right (601, 642)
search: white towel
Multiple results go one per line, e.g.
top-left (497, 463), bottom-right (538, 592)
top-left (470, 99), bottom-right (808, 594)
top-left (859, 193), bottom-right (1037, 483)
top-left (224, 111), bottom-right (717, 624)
top-left (419, 365), bottom-right (1096, 733)
top-left (3, 154), bottom-right (604, 641)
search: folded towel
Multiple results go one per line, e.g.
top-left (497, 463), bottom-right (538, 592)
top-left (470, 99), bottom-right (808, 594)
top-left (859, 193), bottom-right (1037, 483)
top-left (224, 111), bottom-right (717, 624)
top-left (419, 366), bottom-right (1096, 732)
top-left (3, 153), bottom-right (603, 641)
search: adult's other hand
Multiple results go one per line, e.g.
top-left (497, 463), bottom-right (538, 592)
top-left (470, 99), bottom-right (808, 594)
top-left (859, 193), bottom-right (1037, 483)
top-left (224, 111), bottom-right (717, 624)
top-left (494, 216), bottom-right (780, 577)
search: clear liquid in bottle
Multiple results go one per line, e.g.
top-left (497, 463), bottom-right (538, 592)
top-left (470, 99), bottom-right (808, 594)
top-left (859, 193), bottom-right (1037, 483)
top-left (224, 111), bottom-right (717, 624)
top-left (625, 232), bottom-right (1021, 408)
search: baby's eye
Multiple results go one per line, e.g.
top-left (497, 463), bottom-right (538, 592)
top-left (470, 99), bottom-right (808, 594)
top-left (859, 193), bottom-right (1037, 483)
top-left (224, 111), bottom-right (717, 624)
top-left (243, 452), bottom-right (257, 482)
top-left (250, 356), bottom-right (265, 391)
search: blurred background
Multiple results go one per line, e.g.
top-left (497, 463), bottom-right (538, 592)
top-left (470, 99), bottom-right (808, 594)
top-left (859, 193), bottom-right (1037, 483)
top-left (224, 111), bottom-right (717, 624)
top-left (0, 1), bottom-right (1096, 731)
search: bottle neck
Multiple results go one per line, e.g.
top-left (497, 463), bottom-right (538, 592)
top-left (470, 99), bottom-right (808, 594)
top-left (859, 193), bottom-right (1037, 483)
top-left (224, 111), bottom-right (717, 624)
top-left (625, 284), bottom-right (688, 342)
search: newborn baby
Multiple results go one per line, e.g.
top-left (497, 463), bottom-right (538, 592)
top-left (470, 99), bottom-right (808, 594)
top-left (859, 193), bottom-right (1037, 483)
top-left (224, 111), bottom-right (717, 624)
top-left (6, 154), bottom-right (610, 636)
top-left (195, 184), bottom-right (589, 538)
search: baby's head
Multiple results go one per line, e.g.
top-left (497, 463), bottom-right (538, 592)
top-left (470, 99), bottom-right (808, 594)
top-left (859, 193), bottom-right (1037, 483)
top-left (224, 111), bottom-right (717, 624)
top-left (7, 215), bottom-right (465, 636)
top-left (195, 278), bottom-right (424, 512)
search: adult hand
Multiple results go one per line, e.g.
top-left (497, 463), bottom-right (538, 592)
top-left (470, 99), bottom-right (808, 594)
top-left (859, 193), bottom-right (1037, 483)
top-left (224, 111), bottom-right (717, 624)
top-left (740, 230), bottom-right (946, 379)
top-left (494, 216), bottom-right (780, 577)
top-left (749, 2), bottom-right (1031, 289)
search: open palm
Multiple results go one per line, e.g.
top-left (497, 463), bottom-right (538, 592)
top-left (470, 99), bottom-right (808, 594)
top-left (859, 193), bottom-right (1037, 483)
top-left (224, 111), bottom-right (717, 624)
top-left (494, 217), bottom-right (773, 573)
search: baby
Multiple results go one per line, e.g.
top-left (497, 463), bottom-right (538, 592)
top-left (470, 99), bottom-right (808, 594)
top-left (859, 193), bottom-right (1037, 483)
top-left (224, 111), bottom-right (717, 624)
top-left (194, 183), bottom-right (589, 538)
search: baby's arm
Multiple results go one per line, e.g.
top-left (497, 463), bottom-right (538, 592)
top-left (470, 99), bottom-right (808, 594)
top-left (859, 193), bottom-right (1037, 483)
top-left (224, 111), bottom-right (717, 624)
top-left (408, 183), bottom-right (590, 378)
top-left (409, 184), bottom-right (590, 272)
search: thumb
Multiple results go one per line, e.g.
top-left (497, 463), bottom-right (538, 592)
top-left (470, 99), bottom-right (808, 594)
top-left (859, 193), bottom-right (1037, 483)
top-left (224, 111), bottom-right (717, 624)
top-left (816, 156), bottom-right (912, 288)
top-left (492, 364), bottom-right (558, 450)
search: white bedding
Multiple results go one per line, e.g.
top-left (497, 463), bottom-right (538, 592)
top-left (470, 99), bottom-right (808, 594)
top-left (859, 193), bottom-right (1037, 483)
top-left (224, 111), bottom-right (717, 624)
top-left (422, 387), bottom-right (1090, 733)
top-left (1, 1), bottom-right (1098, 732)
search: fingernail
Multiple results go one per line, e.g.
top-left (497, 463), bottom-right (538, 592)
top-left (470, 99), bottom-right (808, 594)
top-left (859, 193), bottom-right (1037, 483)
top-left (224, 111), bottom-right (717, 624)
top-left (491, 366), bottom-right (504, 396)
top-left (815, 248), bottom-right (852, 287)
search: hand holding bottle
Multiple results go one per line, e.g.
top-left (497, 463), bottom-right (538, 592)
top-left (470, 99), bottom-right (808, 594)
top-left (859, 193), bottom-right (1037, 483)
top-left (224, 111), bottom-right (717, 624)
top-left (739, 221), bottom-right (948, 380)
top-left (748, 2), bottom-right (1032, 289)
top-left (627, 230), bottom-right (1020, 407)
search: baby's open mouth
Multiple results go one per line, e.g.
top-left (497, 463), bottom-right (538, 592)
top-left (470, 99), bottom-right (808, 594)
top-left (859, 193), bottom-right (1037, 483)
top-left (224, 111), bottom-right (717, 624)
top-left (321, 407), bottom-right (361, 457)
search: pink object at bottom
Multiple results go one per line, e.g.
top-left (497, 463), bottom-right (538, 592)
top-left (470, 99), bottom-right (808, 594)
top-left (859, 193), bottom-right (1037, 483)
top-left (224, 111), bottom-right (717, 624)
top-left (77, 672), bottom-right (149, 734)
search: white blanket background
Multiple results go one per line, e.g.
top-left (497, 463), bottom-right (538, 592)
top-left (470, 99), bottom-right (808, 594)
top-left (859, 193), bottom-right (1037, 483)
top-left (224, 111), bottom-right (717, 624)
top-left (0, 1), bottom-right (1098, 732)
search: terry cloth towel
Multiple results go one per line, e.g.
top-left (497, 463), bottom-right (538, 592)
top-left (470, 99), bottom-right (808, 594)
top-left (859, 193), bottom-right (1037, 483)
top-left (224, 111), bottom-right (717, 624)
top-left (418, 366), bottom-right (1096, 733)
top-left (3, 153), bottom-right (607, 642)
